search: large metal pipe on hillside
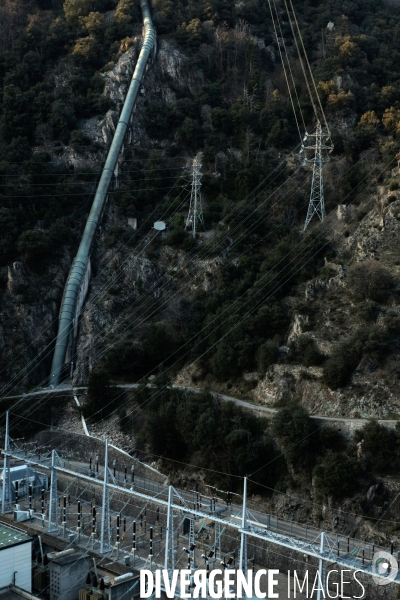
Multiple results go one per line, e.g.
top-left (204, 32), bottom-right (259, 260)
top-left (49, 0), bottom-right (156, 387)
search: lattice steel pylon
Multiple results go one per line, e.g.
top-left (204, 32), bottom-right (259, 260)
top-left (186, 154), bottom-right (205, 238)
top-left (301, 121), bottom-right (333, 231)
top-left (1, 411), bottom-right (12, 514)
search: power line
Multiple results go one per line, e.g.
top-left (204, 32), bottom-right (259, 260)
top-left (0, 145), bottom-right (298, 398)
top-left (267, 0), bottom-right (304, 142)
top-left (2, 143), bottom-right (387, 431)
top-left (0, 186), bottom-right (178, 198)
top-left (88, 144), bottom-right (400, 431)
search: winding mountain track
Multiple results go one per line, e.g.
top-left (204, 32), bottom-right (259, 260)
top-left (2, 384), bottom-right (398, 428)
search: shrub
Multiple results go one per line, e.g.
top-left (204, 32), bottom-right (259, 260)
top-left (354, 300), bottom-right (379, 323)
top-left (294, 335), bottom-right (324, 367)
top-left (49, 99), bottom-right (77, 142)
top-left (176, 117), bottom-right (203, 150)
top-left (49, 221), bottom-right (71, 245)
top-left (126, 388), bottom-right (281, 491)
top-left (70, 130), bottom-right (91, 151)
top-left (17, 230), bottom-right (52, 270)
top-left (354, 419), bottom-right (398, 475)
top-left (323, 351), bottom-right (356, 389)
top-left (83, 369), bottom-right (123, 421)
top-left (348, 261), bottom-right (395, 303)
top-left (64, 0), bottom-right (92, 26)
top-left (210, 340), bottom-right (237, 380)
top-left (64, 0), bottom-right (108, 26)
top-left (323, 325), bottom-right (393, 389)
top-left (272, 402), bottom-right (315, 471)
top-left (384, 314), bottom-right (400, 334)
top-left (106, 342), bottom-right (149, 379)
top-left (256, 340), bottom-right (279, 373)
top-left (313, 451), bottom-right (365, 500)
top-left (164, 228), bottom-right (186, 248)
top-left (72, 37), bottom-right (101, 66)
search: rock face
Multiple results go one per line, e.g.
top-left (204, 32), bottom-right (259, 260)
top-left (242, 178), bottom-right (400, 420)
top-left (157, 39), bottom-right (203, 96)
top-left (103, 44), bottom-right (140, 104)
top-left (253, 361), bottom-right (400, 419)
top-left (70, 39), bottom-right (209, 382)
top-left (72, 244), bottom-right (162, 383)
top-left (0, 252), bottom-right (71, 391)
top-left (78, 38), bottom-right (142, 148)
top-left (287, 312), bottom-right (309, 344)
top-left (0, 29), bottom-right (212, 391)
top-left (7, 262), bottom-right (28, 293)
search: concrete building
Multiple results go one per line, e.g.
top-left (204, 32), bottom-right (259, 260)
top-left (49, 551), bottom-right (92, 600)
top-left (0, 523), bottom-right (32, 592)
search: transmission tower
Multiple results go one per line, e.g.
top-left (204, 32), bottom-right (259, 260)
top-left (186, 154), bottom-right (205, 238)
top-left (301, 121), bottom-right (333, 231)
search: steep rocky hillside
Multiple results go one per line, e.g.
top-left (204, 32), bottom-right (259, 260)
top-left (4, 0), bottom-right (400, 540)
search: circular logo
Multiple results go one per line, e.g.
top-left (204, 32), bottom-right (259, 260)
top-left (372, 551), bottom-right (398, 586)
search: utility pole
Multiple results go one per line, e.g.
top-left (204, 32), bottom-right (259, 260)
top-left (186, 154), bottom-right (205, 238)
top-left (302, 121), bottom-right (333, 231)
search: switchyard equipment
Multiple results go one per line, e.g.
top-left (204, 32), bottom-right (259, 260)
top-left (1, 414), bottom-right (399, 599)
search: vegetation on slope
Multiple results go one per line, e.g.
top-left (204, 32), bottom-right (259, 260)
top-left (4, 0), bottom-right (400, 522)
top-left (0, 0), bottom-right (139, 270)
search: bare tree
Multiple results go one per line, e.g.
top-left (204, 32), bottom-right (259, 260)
top-left (35, 123), bottom-right (54, 150)
top-left (214, 22), bottom-right (229, 74)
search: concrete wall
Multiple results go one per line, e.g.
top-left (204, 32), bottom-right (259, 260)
top-left (0, 542), bottom-right (32, 592)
